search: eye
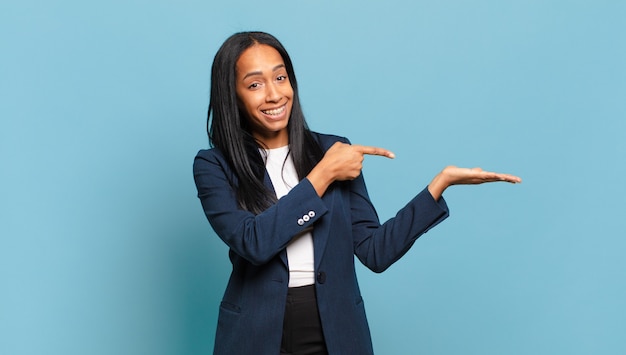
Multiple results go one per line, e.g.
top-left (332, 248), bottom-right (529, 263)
top-left (276, 75), bottom-right (287, 81)
top-left (248, 82), bottom-right (261, 89)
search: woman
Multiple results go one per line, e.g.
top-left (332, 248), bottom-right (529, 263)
top-left (193, 31), bottom-right (521, 355)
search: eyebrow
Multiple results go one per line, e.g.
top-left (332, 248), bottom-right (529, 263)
top-left (242, 64), bottom-right (286, 80)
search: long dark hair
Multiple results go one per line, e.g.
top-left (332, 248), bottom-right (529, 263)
top-left (207, 31), bottom-right (324, 214)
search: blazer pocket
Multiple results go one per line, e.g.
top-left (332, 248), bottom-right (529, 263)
top-left (220, 301), bottom-right (242, 314)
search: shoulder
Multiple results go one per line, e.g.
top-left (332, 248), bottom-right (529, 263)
top-left (194, 147), bottom-right (226, 164)
top-left (310, 131), bottom-right (351, 150)
top-left (193, 148), bottom-right (231, 175)
top-left (193, 147), bottom-right (241, 189)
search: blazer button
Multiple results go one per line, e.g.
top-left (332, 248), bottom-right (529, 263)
top-left (303, 214), bottom-right (310, 222)
top-left (317, 271), bottom-right (326, 284)
top-left (297, 218), bottom-right (304, 226)
top-left (308, 211), bottom-right (315, 218)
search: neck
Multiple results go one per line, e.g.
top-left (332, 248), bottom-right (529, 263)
top-left (254, 131), bottom-right (289, 149)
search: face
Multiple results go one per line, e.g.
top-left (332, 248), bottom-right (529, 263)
top-left (235, 44), bottom-right (294, 148)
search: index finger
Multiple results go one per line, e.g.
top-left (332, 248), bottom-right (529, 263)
top-left (354, 145), bottom-right (396, 159)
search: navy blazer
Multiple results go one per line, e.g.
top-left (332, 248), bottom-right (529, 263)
top-left (193, 133), bottom-right (449, 354)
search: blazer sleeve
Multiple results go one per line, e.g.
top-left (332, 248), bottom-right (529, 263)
top-left (349, 161), bottom-right (450, 273)
top-left (193, 149), bottom-right (329, 265)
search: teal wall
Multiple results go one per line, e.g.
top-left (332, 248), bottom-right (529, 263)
top-left (1, 1), bottom-right (625, 354)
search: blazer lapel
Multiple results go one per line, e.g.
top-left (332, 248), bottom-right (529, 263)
top-left (263, 170), bottom-right (289, 268)
top-left (312, 185), bottom-right (335, 269)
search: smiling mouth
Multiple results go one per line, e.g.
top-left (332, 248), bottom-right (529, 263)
top-left (261, 105), bottom-right (286, 116)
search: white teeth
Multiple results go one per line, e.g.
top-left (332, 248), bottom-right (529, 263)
top-left (262, 106), bottom-right (285, 116)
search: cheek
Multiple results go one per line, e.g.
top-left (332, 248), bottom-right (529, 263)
top-left (241, 103), bottom-right (256, 119)
top-left (237, 94), bottom-right (257, 114)
top-left (284, 85), bottom-right (294, 97)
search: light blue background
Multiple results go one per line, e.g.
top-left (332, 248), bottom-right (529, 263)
top-left (1, 1), bottom-right (625, 354)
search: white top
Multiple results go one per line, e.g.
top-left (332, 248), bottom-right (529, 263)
top-left (262, 145), bottom-right (315, 287)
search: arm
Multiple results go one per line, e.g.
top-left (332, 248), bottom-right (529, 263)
top-left (350, 166), bottom-right (520, 273)
top-left (193, 150), bottom-right (328, 265)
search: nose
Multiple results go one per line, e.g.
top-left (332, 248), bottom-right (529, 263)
top-left (265, 82), bottom-right (282, 103)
